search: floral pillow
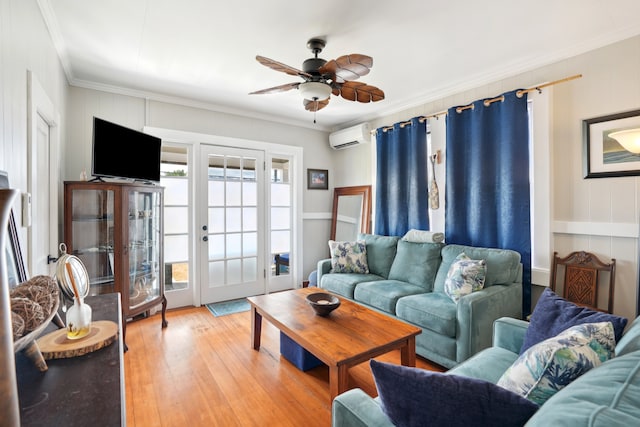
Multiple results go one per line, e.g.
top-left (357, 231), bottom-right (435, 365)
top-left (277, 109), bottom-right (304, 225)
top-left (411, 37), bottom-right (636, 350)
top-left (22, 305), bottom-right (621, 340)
top-left (444, 253), bottom-right (486, 303)
top-left (328, 240), bottom-right (369, 274)
top-left (497, 322), bottom-right (615, 406)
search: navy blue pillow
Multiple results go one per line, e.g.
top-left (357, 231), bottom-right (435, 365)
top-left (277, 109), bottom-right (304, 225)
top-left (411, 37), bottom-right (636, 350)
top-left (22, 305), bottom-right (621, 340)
top-left (520, 288), bottom-right (628, 354)
top-left (370, 360), bottom-right (539, 427)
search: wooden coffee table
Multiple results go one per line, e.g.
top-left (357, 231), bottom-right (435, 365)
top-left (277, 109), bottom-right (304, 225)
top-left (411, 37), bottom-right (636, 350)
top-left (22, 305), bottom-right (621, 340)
top-left (247, 287), bottom-right (421, 400)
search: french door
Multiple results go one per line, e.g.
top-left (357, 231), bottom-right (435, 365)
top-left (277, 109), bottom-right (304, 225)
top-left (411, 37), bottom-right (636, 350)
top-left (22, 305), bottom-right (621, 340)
top-left (199, 145), bottom-right (266, 304)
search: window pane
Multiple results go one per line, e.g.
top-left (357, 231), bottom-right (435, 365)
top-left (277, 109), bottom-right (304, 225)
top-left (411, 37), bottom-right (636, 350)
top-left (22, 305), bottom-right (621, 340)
top-left (271, 230), bottom-right (290, 254)
top-left (162, 178), bottom-right (188, 205)
top-left (209, 207), bottom-right (225, 233)
top-left (226, 207), bottom-right (242, 232)
top-left (208, 234), bottom-right (224, 260)
top-left (164, 207), bottom-right (188, 234)
top-left (164, 235), bottom-right (188, 263)
top-left (209, 181), bottom-right (224, 206)
top-left (243, 181), bottom-right (257, 206)
top-left (243, 232), bottom-right (257, 256)
top-left (227, 259), bottom-right (242, 284)
top-left (242, 158), bottom-right (256, 181)
top-left (243, 258), bottom-right (257, 282)
top-left (271, 207), bottom-right (290, 230)
top-left (243, 208), bottom-right (256, 231)
top-left (226, 182), bottom-right (241, 206)
top-left (209, 261), bottom-right (224, 286)
top-left (165, 262), bottom-right (188, 291)
top-left (271, 183), bottom-right (290, 206)
top-left (226, 233), bottom-right (241, 258)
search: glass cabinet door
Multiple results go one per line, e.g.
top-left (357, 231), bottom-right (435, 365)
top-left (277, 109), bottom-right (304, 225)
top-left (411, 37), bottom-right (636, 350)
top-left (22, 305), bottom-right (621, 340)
top-left (127, 189), bottom-right (162, 310)
top-left (70, 188), bottom-right (115, 296)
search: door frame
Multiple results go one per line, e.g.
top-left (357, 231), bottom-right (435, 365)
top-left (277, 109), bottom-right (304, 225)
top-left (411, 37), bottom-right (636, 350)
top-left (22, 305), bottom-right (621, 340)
top-left (145, 126), bottom-right (304, 307)
top-left (27, 70), bottom-right (60, 276)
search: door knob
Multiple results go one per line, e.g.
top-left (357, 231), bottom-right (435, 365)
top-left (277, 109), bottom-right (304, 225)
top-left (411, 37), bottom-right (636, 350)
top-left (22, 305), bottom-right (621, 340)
top-left (202, 236), bottom-right (208, 242)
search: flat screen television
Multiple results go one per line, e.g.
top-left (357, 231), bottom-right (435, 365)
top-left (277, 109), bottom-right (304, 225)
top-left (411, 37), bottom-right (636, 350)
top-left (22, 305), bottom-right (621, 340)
top-left (91, 117), bottom-right (162, 183)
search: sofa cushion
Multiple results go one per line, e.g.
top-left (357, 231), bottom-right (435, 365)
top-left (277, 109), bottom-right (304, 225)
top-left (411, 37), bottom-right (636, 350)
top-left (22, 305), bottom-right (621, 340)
top-left (320, 273), bottom-right (384, 299)
top-left (328, 240), bottom-right (369, 274)
top-left (402, 229), bottom-right (444, 243)
top-left (396, 292), bottom-right (457, 337)
top-left (444, 253), bottom-right (486, 302)
top-left (525, 349), bottom-right (640, 427)
top-left (447, 346), bottom-right (520, 384)
top-left (520, 288), bottom-right (627, 354)
top-left (370, 359), bottom-right (539, 427)
top-left (498, 322), bottom-right (615, 406)
top-left (616, 316), bottom-right (640, 356)
top-left (387, 240), bottom-right (443, 290)
top-left (353, 280), bottom-right (425, 314)
top-left (433, 244), bottom-right (521, 293)
top-left (357, 233), bottom-right (400, 279)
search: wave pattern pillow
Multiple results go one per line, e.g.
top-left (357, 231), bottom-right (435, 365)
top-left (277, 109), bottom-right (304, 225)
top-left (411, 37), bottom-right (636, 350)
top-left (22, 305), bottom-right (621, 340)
top-left (497, 322), bottom-right (615, 406)
top-left (328, 240), bottom-right (369, 274)
top-left (444, 253), bottom-right (487, 303)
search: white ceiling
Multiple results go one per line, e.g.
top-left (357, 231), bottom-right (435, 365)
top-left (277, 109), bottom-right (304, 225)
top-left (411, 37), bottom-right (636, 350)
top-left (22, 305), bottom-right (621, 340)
top-left (38, 0), bottom-right (640, 131)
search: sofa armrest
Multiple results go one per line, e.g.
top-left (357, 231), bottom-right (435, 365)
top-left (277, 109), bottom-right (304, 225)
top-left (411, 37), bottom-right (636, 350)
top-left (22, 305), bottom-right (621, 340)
top-left (456, 282), bottom-right (523, 363)
top-left (316, 258), bottom-right (332, 287)
top-left (492, 317), bottom-right (529, 353)
top-left (332, 389), bottom-right (394, 427)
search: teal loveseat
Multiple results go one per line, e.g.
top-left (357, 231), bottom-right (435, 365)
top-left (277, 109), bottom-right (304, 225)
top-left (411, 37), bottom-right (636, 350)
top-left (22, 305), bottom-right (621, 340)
top-left (317, 233), bottom-right (523, 369)
top-left (332, 315), bottom-right (640, 426)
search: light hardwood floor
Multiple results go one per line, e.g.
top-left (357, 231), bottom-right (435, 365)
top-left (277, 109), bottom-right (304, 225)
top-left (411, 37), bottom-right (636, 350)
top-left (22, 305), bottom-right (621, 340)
top-left (124, 306), bottom-right (445, 427)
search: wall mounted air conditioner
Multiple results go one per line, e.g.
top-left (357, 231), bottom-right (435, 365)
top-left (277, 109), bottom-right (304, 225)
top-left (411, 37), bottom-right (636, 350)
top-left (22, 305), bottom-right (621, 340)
top-left (329, 123), bottom-right (371, 150)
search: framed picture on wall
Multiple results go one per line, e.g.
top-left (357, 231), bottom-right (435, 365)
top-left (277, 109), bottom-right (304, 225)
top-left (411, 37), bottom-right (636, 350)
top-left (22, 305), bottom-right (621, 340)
top-left (583, 109), bottom-right (640, 178)
top-left (307, 169), bottom-right (328, 190)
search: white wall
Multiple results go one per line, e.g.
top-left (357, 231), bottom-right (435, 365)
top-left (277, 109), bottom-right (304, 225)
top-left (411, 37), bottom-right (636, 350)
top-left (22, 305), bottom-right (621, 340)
top-left (66, 87), bottom-right (334, 280)
top-left (332, 35), bottom-right (640, 322)
top-left (0, 0), bottom-right (68, 262)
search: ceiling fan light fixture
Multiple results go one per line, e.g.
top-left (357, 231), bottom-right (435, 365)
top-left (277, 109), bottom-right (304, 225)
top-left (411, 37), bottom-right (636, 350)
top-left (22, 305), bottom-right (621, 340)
top-left (299, 81), bottom-right (331, 101)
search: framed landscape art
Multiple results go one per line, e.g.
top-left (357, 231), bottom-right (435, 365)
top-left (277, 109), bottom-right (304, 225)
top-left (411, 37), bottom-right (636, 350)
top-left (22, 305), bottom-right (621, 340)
top-left (583, 109), bottom-right (640, 178)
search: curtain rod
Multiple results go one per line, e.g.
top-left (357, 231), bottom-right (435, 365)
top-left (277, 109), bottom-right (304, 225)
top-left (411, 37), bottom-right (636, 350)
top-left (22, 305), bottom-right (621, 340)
top-left (374, 73), bottom-right (582, 134)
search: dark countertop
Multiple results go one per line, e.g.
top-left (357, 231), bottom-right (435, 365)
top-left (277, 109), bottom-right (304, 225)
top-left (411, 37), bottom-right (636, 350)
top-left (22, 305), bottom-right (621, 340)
top-left (15, 293), bottom-right (125, 426)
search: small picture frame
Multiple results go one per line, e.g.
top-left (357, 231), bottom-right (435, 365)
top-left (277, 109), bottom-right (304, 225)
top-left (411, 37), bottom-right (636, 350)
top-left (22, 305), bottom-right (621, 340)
top-left (583, 109), bottom-right (640, 178)
top-left (307, 168), bottom-right (328, 190)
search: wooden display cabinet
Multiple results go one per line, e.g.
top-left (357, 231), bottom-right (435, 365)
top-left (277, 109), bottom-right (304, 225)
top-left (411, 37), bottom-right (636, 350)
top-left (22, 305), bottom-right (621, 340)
top-left (64, 181), bottom-right (167, 345)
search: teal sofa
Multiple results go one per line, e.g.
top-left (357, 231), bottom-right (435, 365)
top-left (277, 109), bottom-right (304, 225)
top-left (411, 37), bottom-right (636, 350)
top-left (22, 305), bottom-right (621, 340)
top-left (317, 233), bottom-right (523, 369)
top-left (332, 315), bottom-right (640, 426)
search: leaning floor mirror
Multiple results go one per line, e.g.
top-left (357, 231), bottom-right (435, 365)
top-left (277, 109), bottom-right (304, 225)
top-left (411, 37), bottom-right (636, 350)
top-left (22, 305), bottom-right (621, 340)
top-left (330, 185), bottom-right (372, 241)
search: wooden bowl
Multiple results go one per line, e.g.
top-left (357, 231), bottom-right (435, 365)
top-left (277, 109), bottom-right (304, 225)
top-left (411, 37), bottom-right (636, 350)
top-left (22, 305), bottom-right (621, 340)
top-left (306, 292), bottom-right (340, 316)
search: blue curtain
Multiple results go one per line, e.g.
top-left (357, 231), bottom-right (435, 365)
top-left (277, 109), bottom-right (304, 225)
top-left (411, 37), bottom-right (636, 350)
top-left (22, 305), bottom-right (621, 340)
top-left (445, 90), bottom-right (531, 316)
top-left (374, 117), bottom-right (429, 236)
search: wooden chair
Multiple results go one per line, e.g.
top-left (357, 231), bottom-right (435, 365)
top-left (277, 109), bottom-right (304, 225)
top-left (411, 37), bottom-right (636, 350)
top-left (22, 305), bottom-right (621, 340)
top-left (550, 251), bottom-right (616, 313)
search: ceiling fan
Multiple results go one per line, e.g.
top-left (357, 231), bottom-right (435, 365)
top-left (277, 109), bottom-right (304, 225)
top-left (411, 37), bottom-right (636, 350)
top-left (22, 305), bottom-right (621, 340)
top-left (249, 38), bottom-right (385, 116)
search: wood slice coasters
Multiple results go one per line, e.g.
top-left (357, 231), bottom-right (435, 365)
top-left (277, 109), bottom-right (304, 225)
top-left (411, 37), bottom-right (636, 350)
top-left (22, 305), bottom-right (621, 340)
top-left (36, 320), bottom-right (119, 360)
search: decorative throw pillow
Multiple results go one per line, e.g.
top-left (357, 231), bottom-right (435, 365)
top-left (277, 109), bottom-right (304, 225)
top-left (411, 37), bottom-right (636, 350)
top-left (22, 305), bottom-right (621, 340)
top-left (370, 359), bottom-right (539, 427)
top-left (497, 322), bottom-right (615, 406)
top-left (520, 288), bottom-right (627, 354)
top-left (443, 253), bottom-right (487, 303)
top-left (402, 229), bottom-right (445, 243)
top-left (328, 240), bottom-right (369, 274)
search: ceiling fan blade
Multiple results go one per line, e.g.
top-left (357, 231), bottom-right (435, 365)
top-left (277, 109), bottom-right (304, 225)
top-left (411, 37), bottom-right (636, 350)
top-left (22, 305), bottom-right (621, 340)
top-left (256, 55), bottom-right (312, 79)
top-left (303, 98), bottom-right (330, 112)
top-left (319, 54), bottom-right (373, 83)
top-left (335, 81), bottom-right (385, 103)
top-left (249, 82), bottom-right (300, 95)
